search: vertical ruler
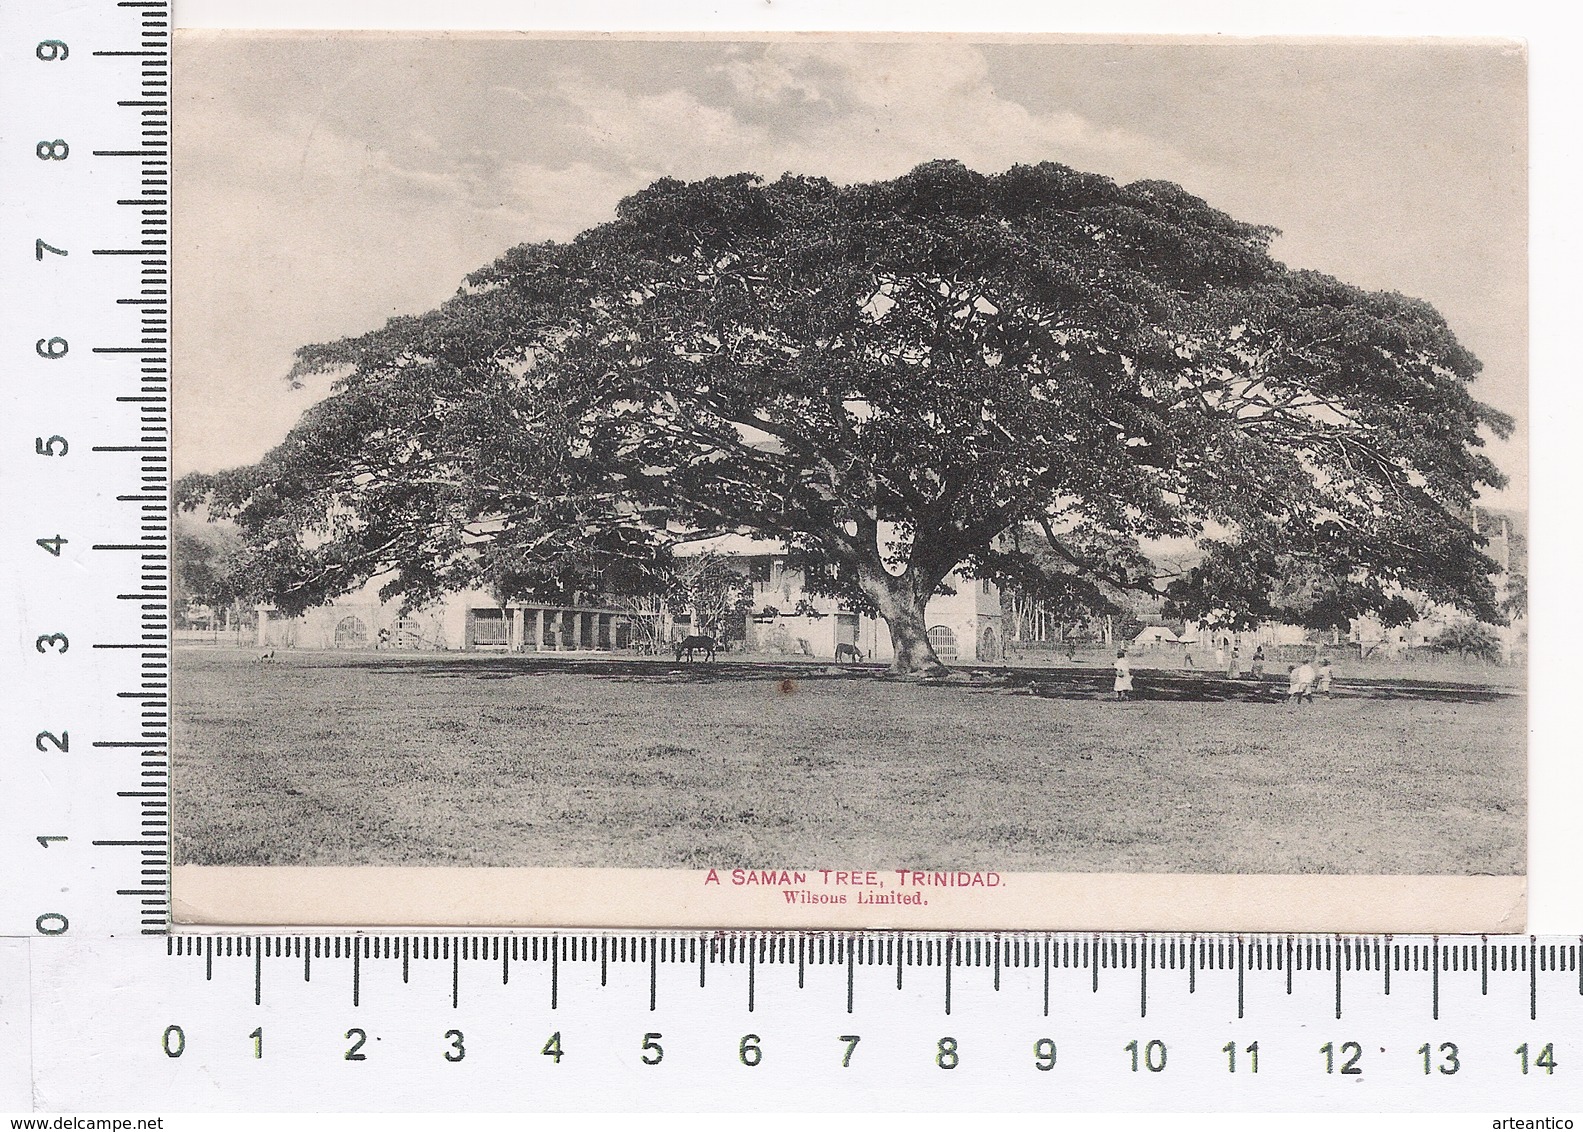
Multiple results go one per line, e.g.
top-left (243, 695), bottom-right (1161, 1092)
top-left (0, 0), bottom-right (172, 939)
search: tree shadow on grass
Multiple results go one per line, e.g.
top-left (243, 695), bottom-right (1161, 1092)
top-left (341, 653), bottom-right (1517, 705)
top-left (1004, 670), bottom-right (1513, 705)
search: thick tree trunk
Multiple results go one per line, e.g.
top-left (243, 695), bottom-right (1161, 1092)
top-left (884, 602), bottom-right (948, 676)
top-left (864, 571), bottom-right (949, 677)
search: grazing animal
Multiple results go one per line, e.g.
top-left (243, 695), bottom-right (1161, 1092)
top-left (834, 642), bottom-right (864, 663)
top-left (257, 647), bottom-right (276, 663)
top-left (674, 634), bottom-right (717, 663)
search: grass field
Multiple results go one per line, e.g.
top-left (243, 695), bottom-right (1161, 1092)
top-left (173, 648), bottom-right (1524, 875)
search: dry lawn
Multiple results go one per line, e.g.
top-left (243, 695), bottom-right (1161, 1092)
top-left (173, 648), bottom-right (1525, 874)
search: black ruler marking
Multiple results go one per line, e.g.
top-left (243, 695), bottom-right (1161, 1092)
top-left (1140, 944), bottom-right (1147, 1018)
top-left (944, 938), bottom-right (952, 1016)
top-left (76, 8), bottom-right (176, 936)
top-left (1335, 941), bottom-right (1343, 1019)
top-left (1432, 938), bottom-right (1440, 1020)
top-left (1237, 938), bottom-right (1245, 1019)
top-left (1042, 940), bottom-right (1050, 1017)
top-left (1531, 938), bottom-right (1538, 1021)
top-left (846, 936), bottom-right (854, 1015)
top-left (166, 930), bottom-right (1581, 1034)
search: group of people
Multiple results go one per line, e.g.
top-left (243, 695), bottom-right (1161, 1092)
top-left (1184, 642), bottom-right (1267, 678)
top-left (1284, 657), bottom-right (1334, 705)
top-left (1201, 642), bottom-right (1267, 679)
top-left (1111, 647), bottom-right (1335, 704)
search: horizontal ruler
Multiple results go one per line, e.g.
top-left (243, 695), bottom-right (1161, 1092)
top-left (7, 932), bottom-right (1582, 1111)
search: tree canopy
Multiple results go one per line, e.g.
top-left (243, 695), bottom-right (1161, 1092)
top-left (179, 159), bottom-right (1512, 673)
top-left (173, 514), bottom-right (247, 610)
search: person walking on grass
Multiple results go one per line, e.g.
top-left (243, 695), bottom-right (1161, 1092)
top-left (1287, 659), bottom-right (1316, 705)
top-left (1227, 643), bottom-right (1242, 679)
top-left (1316, 656), bottom-right (1334, 699)
top-left (1250, 645), bottom-right (1266, 680)
top-left (1113, 649), bottom-right (1134, 701)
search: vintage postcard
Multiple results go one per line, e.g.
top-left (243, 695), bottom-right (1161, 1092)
top-left (171, 32), bottom-right (1527, 930)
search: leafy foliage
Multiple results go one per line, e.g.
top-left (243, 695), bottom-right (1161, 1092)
top-left (1429, 620), bottom-right (1503, 663)
top-left (179, 160), bottom-right (1511, 668)
top-left (665, 552), bottom-right (754, 639)
top-left (174, 514), bottom-right (249, 609)
top-left (1502, 571), bottom-right (1528, 622)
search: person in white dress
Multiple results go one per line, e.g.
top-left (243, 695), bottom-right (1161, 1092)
top-left (1288, 660), bottom-right (1316, 705)
top-left (1113, 649), bottom-right (1134, 701)
top-left (1316, 657), bottom-right (1334, 699)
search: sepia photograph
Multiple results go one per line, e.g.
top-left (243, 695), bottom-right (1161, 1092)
top-left (170, 33), bottom-right (1527, 928)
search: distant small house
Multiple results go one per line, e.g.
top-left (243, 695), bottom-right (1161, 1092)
top-left (1131, 625), bottom-right (1180, 649)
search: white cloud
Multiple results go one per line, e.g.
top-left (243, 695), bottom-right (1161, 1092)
top-left (501, 160), bottom-right (641, 240)
top-left (173, 42), bottom-right (1235, 475)
top-left (175, 37), bottom-right (1525, 504)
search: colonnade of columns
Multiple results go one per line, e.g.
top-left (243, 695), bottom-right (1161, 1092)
top-left (505, 607), bottom-right (633, 652)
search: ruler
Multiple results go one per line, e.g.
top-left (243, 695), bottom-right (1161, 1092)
top-left (0, 0), bottom-right (171, 942)
top-left (4, 932), bottom-right (1581, 1111)
top-left (2, 0), bottom-right (1576, 1115)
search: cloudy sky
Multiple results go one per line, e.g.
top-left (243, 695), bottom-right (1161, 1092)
top-left (175, 34), bottom-right (1527, 503)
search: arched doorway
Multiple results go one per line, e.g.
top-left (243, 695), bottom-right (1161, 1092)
top-left (333, 615), bottom-right (368, 649)
top-left (927, 625), bottom-right (958, 661)
top-left (977, 623), bottom-right (1002, 662)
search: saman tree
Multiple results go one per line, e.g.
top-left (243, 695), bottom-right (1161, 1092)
top-left (179, 160), bottom-right (1512, 675)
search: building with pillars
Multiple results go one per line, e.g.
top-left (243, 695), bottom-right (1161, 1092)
top-left (253, 535), bottom-right (1006, 662)
top-left (254, 578), bottom-right (656, 655)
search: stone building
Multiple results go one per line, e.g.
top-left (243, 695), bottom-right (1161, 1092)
top-left (256, 537), bottom-right (1006, 664)
top-left (668, 534), bottom-right (1005, 662)
top-left (255, 578), bottom-right (655, 654)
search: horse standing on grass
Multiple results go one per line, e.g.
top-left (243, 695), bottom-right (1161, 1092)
top-left (674, 635), bottom-right (717, 663)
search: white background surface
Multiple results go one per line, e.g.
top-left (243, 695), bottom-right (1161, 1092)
top-left (0, 0), bottom-right (1577, 1119)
